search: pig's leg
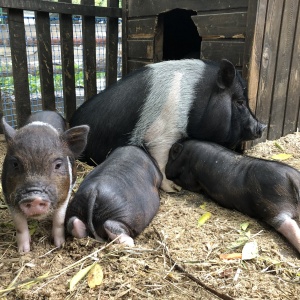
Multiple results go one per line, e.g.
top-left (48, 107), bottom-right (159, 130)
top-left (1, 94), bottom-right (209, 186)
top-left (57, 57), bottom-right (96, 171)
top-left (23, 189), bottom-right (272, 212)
top-left (66, 216), bottom-right (88, 238)
top-left (12, 212), bottom-right (31, 253)
top-left (52, 199), bottom-right (70, 248)
top-left (276, 217), bottom-right (300, 253)
top-left (149, 146), bottom-right (182, 193)
top-left (103, 220), bottom-right (135, 247)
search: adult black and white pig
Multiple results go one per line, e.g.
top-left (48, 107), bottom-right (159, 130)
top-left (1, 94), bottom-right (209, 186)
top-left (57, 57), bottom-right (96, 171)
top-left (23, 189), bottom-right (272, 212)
top-left (69, 59), bottom-right (266, 193)
top-left (1, 111), bottom-right (89, 253)
top-left (165, 139), bottom-right (300, 253)
top-left (65, 145), bottom-right (162, 246)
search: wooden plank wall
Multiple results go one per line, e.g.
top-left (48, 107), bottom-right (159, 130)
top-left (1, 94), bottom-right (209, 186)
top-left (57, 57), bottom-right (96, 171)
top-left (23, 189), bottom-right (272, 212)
top-left (124, 0), bottom-right (251, 74)
top-left (0, 0), bottom-right (121, 127)
top-left (249, 0), bottom-right (300, 143)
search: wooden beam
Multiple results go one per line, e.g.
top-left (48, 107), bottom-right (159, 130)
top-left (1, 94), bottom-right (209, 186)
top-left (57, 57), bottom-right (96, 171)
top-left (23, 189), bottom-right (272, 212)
top-left (0, 0), bottom-right (121, 18)
top-left (192, 11), bottom-right (247, 38)
top-left (201, 40), bottom-right (245, 66)
top-left (128, 0), bottom-right (249, 18)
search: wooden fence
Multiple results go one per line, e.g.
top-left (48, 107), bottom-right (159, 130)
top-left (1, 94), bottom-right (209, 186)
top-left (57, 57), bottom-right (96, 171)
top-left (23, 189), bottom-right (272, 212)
top-left (248, 0), bottom-right (300, 142)
top-left (0, 0), bottom-right (121, 128)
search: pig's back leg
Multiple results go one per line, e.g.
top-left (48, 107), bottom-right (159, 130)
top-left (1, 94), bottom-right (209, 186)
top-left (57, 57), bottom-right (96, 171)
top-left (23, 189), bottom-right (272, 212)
top-left (66, 216), bottom-right (88, 238)
top-left (103, 220), bottom-right (135, 247)
top-left (276, 217), bottom-right (300, 253)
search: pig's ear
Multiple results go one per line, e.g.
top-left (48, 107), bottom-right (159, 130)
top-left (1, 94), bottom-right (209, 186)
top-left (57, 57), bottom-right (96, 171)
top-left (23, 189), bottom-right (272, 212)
top-left (62, 125), bottom-right (90, 158)
top-left (2, 117), bottom-right (16, 142)
top-left (217, 59), bottom-right (236, 89)
top-left (170, 143), bottom-right (183, 160)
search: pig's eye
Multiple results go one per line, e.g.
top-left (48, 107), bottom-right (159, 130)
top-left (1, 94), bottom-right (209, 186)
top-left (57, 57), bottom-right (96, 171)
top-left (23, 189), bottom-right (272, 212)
top-left (10, 157), bottom-right (20, 170)
top-left (236, 99), bottom-right (244, 105)
top-left (53, 159), bottom-right (63, 170)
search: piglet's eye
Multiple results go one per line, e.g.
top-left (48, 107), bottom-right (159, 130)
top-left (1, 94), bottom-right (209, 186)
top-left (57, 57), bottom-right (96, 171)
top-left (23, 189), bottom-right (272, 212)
top-left (13, 160), bottom-right (19, 170)
top-left (53, 159), bottom-right (63, 170)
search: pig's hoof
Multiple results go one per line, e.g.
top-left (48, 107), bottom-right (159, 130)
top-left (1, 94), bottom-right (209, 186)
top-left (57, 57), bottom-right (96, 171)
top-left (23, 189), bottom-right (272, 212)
top-left (18, 243), bottom-right (31, 253)
top-left (54, 237), bottom-right (65, 248)
top-left (67, 217), bottom-right (88, 239)
top-left (161, 179), bottom-right (182, 193)
top-left (118, 234), bottom-right (135, 247)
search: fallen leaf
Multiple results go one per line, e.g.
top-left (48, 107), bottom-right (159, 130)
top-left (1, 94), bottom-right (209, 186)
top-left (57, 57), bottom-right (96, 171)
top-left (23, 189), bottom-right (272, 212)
top-left (197, 212), bottom-right (211, 227)
top-left (69, 263), bottom-right (95, 291)
top-left (199, 202), bottom-right (207, 210)
top-left (274, 142), bottom-right (285, 151)
top-left (219, 253), bottom-right (242, 260)
top-left (227, 236), bottom-right (249, 249)
top-left (87, 263), bottom-right (103, 288)
top-left (271, 153), bottom-right (292, 161)
top-left (242, 241), bottom-right (259, 260)
top-left (240, 222), bottom-right (250, 231)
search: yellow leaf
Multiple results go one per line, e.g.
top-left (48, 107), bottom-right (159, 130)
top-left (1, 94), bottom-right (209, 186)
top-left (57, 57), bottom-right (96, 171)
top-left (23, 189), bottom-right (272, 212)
top-left (240, 222), bottom-right (249, 231)
top-left (87, 263), bottom-right (103, 288)
top-left (199, 202), bottom-right (207, 210)
top-left (271, 153), bottom-right (292, 161)
top-left (198, 212), bottom-right (211, 227)
top-left (69, 263), bottom-right (95, 291)
top-left (242, 241), bottom-right (259, 260)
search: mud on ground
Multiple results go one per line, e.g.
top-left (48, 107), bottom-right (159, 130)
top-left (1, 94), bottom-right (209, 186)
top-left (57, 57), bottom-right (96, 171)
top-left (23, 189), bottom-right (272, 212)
top-left (1, 133), bottom-right (300, 300)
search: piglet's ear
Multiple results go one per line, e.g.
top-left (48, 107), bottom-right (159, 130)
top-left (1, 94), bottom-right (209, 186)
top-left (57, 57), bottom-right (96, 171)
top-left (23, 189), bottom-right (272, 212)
top-left (170, 143), bottom-right (184, 160)
top-left (216, 59), bottom-right (236, 89)
top-left (62, 125), bottom-right (90, 158)
top-left (2, 117), bottom-right (16, 143)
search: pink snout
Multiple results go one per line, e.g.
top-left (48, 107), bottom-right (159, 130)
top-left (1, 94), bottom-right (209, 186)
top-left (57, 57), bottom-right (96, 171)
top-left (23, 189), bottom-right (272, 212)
top-left (19, 198), bottom-right (51, 217)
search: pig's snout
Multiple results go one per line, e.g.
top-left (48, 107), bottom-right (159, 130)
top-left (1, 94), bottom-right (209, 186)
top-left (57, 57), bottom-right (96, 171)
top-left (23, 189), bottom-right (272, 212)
top-left (19, 198), bottom-right (51, 218)
top-left (256, 122), bottom-right (267, 138)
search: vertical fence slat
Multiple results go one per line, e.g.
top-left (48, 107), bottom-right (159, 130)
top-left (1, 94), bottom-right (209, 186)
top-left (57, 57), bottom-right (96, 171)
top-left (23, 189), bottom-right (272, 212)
top-left (0, 87), bottom-right (3, 133)
top-left (284, 2), bottom-right (300, 134)
top-left (35, 11), bottom-right (56, 111)
top-left (247, 0), bottom-right (268, 114)
top-left (242, 0), bottom-right (259, 81)
top-left (8, 8), bottom-right (31, 127)
top-left (82, 0), bottom-right (97, 101)
top-left (268, 0), bottom-right (299, 140)
top-left (59, 0), bottom-right (76, 121)
top-left (254, 0), bottom-right (284, 143)
top-left (122, 0), bottom-right (128, 75)
top-left (106, 0), bottom-right (119, 86)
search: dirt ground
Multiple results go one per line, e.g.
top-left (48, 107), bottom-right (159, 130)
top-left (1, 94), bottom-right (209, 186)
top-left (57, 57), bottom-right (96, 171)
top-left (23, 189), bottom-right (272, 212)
top-left (1, 133), bottom-right (300, 300)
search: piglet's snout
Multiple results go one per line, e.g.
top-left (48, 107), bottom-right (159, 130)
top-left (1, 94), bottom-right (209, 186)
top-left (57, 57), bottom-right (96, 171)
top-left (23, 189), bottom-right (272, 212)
top-left (19, 197), bottom-right (51, 217)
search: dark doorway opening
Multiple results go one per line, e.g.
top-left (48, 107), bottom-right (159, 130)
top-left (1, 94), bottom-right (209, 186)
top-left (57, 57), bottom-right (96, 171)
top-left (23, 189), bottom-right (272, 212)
top-left (161, 9), bottom-right (201, 60)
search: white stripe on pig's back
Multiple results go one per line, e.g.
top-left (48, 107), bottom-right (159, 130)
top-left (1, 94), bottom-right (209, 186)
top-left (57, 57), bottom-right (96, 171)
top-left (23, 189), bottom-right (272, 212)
top-left (130, 59), bottom-right (206, 150)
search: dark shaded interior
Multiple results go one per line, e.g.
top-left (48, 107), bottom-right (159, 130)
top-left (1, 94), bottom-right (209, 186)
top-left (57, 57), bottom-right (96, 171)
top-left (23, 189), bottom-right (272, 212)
top-left (162, 9), bottom-right (201, 60)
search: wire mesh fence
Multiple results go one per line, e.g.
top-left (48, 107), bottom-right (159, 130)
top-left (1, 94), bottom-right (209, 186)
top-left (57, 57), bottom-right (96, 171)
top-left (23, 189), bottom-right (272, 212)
top-left (0, 12), bottom-right (122, 127)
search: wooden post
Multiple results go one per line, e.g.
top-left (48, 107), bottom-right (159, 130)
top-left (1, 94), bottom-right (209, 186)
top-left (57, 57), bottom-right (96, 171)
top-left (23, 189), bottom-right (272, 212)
top-left (8, 8), bottom-right (31, 127)
top-left (106, 0), bottom-right (119, 86)
top-left (59, 0), bottom-right (76, 121)
top-left (82, 0), bottom-right (97, 101)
